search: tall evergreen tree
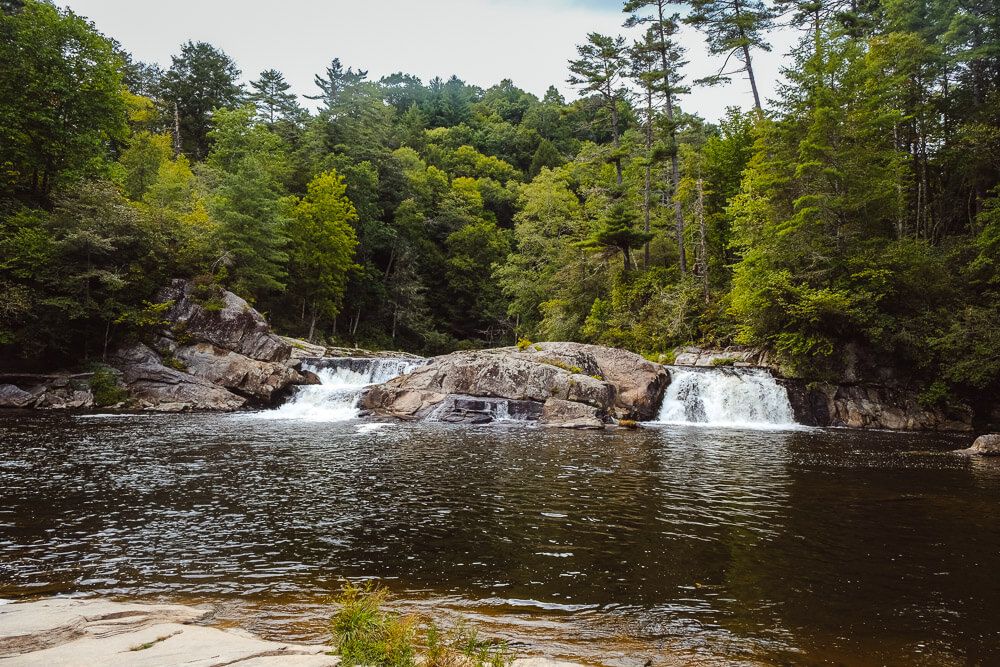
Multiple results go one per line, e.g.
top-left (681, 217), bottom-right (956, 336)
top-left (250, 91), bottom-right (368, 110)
top-left (158, 41), bottom-right (243, 158)
top-left (568, 33), bottom-right (630, 184)
top-left (248, 69), bottom-right (300, 125)
top-left (682, 0), bottom-right (773, 111)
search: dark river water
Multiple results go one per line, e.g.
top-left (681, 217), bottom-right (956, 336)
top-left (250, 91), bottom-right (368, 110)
top-left (0, 413), bottom-right (997, 665)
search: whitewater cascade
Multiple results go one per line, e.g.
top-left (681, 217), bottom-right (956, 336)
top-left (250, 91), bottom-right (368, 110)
top-left (257, 357), bottom-right (421, 422)
top-left (656, 366), bottom-right (799, 428)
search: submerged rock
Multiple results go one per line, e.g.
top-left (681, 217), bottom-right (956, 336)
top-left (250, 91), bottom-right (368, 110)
top-left (360, 342), bottom-right (668, 428)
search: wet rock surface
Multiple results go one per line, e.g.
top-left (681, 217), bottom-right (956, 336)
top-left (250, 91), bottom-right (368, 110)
top-left (360, 342), bottom-right (668, 428)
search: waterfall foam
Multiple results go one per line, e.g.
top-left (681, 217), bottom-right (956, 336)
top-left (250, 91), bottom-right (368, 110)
top-left (655, 366), bottom-right (799, 429)
top-left (253, 357), bottom-right (421, 422)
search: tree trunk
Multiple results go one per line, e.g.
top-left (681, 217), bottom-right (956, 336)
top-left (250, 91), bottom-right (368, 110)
top-left (307, 301), bottom-right (317, 343)
top-left (696, 178), bottom-right (710, 303)
top-left (609, 84), bottom-right (623, 186)
top-left (643, 88), bottom-right (653, 269)
top-left (655, 3), bottom-right (687, 274)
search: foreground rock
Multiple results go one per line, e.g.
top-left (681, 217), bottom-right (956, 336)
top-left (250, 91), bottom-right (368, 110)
top-left (0, 375), bottom-right (94, 410)
top-left (955, 433), bottom-right (1000, 456)
top-left (0, 598), bottom-right (337, 666)
top-left (360, 342), bottom-right (668, 428)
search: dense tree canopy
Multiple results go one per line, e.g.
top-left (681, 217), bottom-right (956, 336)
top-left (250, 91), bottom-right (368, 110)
top-left (2, 0), bottom-right (999, 417)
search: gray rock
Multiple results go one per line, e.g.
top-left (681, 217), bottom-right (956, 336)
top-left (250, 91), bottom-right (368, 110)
top-left (959, 433), bottom-right (1000, 456)
top-left (360, 349), bottom-right (616, 427)
top-left (172, 342), bottom-right (309, 403)
top-left (159, 279), bottom-right (291, 363)
top-left (428, 394), bottom-right (545, 424)
top-left (0, 597), bottom-right (338, 666)
top-left (111, 343), bottom-right (245, 412)
top-left (360, 343), bottom-right (667, 428)
top-left (506, 342), bottom-right (669, 421)
top-left (0, 384), bottom-right (35, 408)
top-left (280, 336), bottom-right (328, 361)
top-left (540, 398), bottom-right (605, 429)
top-left (783, 381), bottom-right (974, 432)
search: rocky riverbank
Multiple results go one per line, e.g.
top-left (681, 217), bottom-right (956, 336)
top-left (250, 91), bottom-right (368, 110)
top-left (0, 598), bottom-right (582, 667)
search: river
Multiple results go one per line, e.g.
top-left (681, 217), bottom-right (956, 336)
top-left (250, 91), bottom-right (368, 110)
top-left (0, 365), bottom-right (997, 665)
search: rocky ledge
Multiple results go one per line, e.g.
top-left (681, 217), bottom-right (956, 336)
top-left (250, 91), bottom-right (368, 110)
top-left (0, 280), bottom-right (318, 413)
top-left (672, 345), bottom-right (975, 432)
top-left (954, 433), bottom-right (1000, 456)
top-left (0, 598), bottom-right (583, 667)
top-left (360, 342), bottom-right (668, 429)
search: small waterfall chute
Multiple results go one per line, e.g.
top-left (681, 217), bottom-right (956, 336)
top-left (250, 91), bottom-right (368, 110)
top-left (254, 357), bottom-right (421, 422)
top-left (655, 366), bottom-right (799, 429)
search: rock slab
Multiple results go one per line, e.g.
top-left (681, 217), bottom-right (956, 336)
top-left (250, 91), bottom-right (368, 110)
top-left (360, 342), bottom-right (668, 428)
top-left (0, 598), bottom-right (338, 666)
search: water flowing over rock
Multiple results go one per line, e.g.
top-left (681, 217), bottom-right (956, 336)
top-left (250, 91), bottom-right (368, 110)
top-left (359, 342), bottom-right (668, 428)
top-left (655, 366), bottom-right (798, 428)
top-left (258, 356), bottom-right (424, 421)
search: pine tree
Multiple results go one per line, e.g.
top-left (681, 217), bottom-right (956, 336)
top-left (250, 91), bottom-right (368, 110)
top-left (248, 69), bottom-right (300, 125)
top-left (682, 0), bottom-right (773, 111)
top-left (568, 33), bottom-right (629, 185)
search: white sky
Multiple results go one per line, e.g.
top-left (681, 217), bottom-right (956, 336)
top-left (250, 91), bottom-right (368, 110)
top-left (62, 0), bottom-right (801, 123)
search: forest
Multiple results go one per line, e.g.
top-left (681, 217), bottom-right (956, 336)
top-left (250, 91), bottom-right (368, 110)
top-left (1, 0), bottom-right (998, 409)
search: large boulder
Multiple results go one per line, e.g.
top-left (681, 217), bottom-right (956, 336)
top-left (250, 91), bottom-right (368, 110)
top-left (959, 433), bottom-right (1000, 456)
top-left (168, 342), bottom-right (312, 403)
top-left (158, 279), bottom-right (291, 363)
top-left (111, 343), bottom-right (245, 412)
top-left (360, 343), bottom-right (669, 428)
top-left (505, 342), bottom-right (669, 420)
top-left (0, 384), bottom-right (35, 408)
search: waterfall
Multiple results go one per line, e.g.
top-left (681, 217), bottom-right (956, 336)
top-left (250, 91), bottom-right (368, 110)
top-left (656, 366), bottom-right (799, 428)
top-left (255, 357), bottom-right (421, 422)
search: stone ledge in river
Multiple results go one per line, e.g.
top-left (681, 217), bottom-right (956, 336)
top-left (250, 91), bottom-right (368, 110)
top-left (672, 345), bottom-right (771, 369)
top-left (955, 433), bottom-right (1000, 456)
top-left (0, 374), bottom-right (95, 410)
top-left (359, 342), bottom-right (668, 428)
top-left (111, 343), bottom-right (246, 412)
top-left (0, 597), bottom-right (338, 665)
top-left (782, 381), bottom-right (974, 432)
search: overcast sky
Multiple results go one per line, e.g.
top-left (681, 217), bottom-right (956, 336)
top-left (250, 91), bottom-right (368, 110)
top-left (62, 0), bottom-right (801, 123)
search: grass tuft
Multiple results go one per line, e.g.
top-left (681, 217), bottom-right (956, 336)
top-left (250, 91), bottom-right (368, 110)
top-left (330, 582), bottom-right (512, 667)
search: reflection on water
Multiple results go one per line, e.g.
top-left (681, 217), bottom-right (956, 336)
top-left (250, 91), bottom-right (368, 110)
top-left (0, 414), bottom-right (997, 665)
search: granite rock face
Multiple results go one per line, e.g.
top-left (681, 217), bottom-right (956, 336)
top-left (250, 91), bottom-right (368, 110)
top-left (111, 343), bottom-right (246, 412)
top-left (360, 342), bottom-right (669, 428)
top-left (782, 381), bottom-right (974, 432)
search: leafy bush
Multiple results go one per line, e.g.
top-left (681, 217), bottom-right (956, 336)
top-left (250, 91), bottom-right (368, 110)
top-left (711, 357), bottom-right (738, 367)
top-left (89, 366), bottom-right (127, 407)
top-left (516, 337), bottom-right (533, 351)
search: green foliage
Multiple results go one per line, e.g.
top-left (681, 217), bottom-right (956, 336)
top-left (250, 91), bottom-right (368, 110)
top-left (516, 337), bottom-right (533, 351)
top-left (330, 582), bottom-right (512, 667)
top-left (331, 582), bottom-right (417, 667)
top-left (89, 366), bottom-right (127, 407)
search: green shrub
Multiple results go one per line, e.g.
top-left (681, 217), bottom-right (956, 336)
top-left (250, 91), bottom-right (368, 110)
top-left (538, 357), bottom-right (583, 374)
top-left (330, 583), bottom-right (512, 667)
top-left (516, 337), bottom-right (533, 351)
top-left (711, 356), bottom-right (738, 367)
top-left (331, 582), bottom-right (416, 667)
top-left (89, 366), bottom-right (127, 407)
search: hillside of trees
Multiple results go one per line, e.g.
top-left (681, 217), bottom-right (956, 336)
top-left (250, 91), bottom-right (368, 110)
top-left (1, 0), bottom-right (998, 410)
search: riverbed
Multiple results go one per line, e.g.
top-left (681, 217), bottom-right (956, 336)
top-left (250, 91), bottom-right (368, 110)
top-left (1, 413), bottom-right (996, 665)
